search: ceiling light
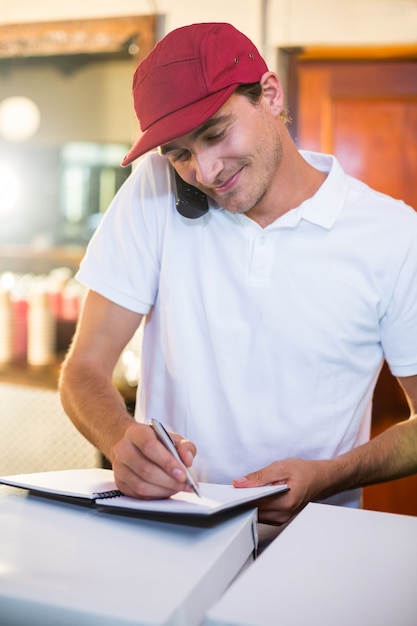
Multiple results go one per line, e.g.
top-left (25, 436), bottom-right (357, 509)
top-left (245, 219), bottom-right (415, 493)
top-left (0, 96), bottom-right (41, 142)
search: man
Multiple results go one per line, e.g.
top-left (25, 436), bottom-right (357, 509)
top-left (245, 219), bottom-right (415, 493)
top-left (59, 22), bottom-right (417, 527)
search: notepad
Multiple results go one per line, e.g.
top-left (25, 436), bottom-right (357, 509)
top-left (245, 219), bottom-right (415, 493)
top-left (0, 468), bottom-right (289, 518)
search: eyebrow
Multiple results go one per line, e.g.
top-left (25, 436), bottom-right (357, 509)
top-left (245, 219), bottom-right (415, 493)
top-left (159, 114), bottom-right (233, 156)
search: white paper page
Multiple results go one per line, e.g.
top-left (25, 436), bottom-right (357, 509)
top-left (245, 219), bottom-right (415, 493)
top-left (0, 468), bottom-right (117, 499)
top-left (0, 469), bottom-right (289, 517)
top-left (97, 482), bottom-right (289, 516)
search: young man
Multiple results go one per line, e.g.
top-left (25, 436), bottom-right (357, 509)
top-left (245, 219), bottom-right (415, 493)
top-left (59, 22), bottom-right (417, 527)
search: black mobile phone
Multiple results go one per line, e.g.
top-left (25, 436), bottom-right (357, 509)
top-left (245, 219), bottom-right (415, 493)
top-left (172, 168), bottom-right (209, 219)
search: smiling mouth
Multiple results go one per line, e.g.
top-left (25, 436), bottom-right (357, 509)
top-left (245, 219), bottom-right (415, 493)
top-left (212, 168), bottom-right (243, 194)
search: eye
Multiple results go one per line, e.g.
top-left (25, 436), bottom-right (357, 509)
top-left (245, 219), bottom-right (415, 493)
top-left (170, 150), bottom-right (190, 164)
top-left (206, 129), bottom-right (226, 143)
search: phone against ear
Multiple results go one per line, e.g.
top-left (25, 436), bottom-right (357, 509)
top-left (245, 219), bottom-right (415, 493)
top-left (172, 168), bottom-right (209, 219)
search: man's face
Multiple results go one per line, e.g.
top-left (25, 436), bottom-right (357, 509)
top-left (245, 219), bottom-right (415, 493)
top-left (160, 92), bottom-right (283, 215)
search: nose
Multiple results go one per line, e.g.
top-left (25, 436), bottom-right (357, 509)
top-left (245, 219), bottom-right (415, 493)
top-left (192, 151), bottom-right (222, 188)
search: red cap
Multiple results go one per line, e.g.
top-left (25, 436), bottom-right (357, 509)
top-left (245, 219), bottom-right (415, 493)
top-left (121, 22), bottom-right (268, 166)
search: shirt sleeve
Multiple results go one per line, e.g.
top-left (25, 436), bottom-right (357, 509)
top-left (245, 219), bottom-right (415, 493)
top-left (76, 153), bottom-right (172, 314)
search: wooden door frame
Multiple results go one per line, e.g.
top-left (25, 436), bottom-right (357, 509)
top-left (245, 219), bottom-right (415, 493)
top-left (282, 44), bottom-right (417, 143)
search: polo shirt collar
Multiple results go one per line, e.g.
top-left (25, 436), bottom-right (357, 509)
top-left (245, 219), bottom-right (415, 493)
top-left (295, 151), bottom-right (349, 230)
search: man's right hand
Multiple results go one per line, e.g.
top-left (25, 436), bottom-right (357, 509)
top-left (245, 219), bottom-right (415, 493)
top-left (111, 422), bottom-right (197, 499)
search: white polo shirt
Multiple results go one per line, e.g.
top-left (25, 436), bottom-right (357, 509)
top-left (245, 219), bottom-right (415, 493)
top-left (77, 150), bottom-right (417, 508)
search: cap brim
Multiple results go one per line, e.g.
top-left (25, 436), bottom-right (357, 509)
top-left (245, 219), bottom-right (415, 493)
top-left (121, 84), bottom-right (237, 166)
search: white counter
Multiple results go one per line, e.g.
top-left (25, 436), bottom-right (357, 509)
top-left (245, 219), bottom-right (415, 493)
top-left (206, 502), bottom-right (417, 626)
top-left (0, 485), bottom-right (257, 625)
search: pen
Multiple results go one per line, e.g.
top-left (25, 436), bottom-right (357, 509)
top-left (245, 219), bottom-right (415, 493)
top-left (149, 419), bottom-right (201, 497)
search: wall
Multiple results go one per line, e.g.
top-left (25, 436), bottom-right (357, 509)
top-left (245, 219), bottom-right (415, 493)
top-left (0, 60), bottom-right (134, 146)
top-left (267, 0), bottom-right (417, 45)
top-left (0, 384), bottom-right (100, 473)
top-left (0, 0), bottom-right (416, 71)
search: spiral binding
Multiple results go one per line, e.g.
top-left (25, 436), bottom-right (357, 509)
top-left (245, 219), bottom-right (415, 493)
top-left (94, 490), bottom-right (123, 499)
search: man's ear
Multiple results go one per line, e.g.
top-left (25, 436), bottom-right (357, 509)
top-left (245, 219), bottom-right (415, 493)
top-left (260, 72), bottom-right (285, 115)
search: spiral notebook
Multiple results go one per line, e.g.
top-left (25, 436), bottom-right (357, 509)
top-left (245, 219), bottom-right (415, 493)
top-left (0, 468), bottom-right (289, 518)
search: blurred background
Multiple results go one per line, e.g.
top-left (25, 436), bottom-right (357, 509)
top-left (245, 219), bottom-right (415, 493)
top-left (0, 0), bottom-right (416, 513)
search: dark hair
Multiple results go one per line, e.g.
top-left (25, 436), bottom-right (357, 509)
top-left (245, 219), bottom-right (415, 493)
top-left (235, 82), bottom-right (263, 103)
top-left (235, 82), bottom-right (291, 124)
